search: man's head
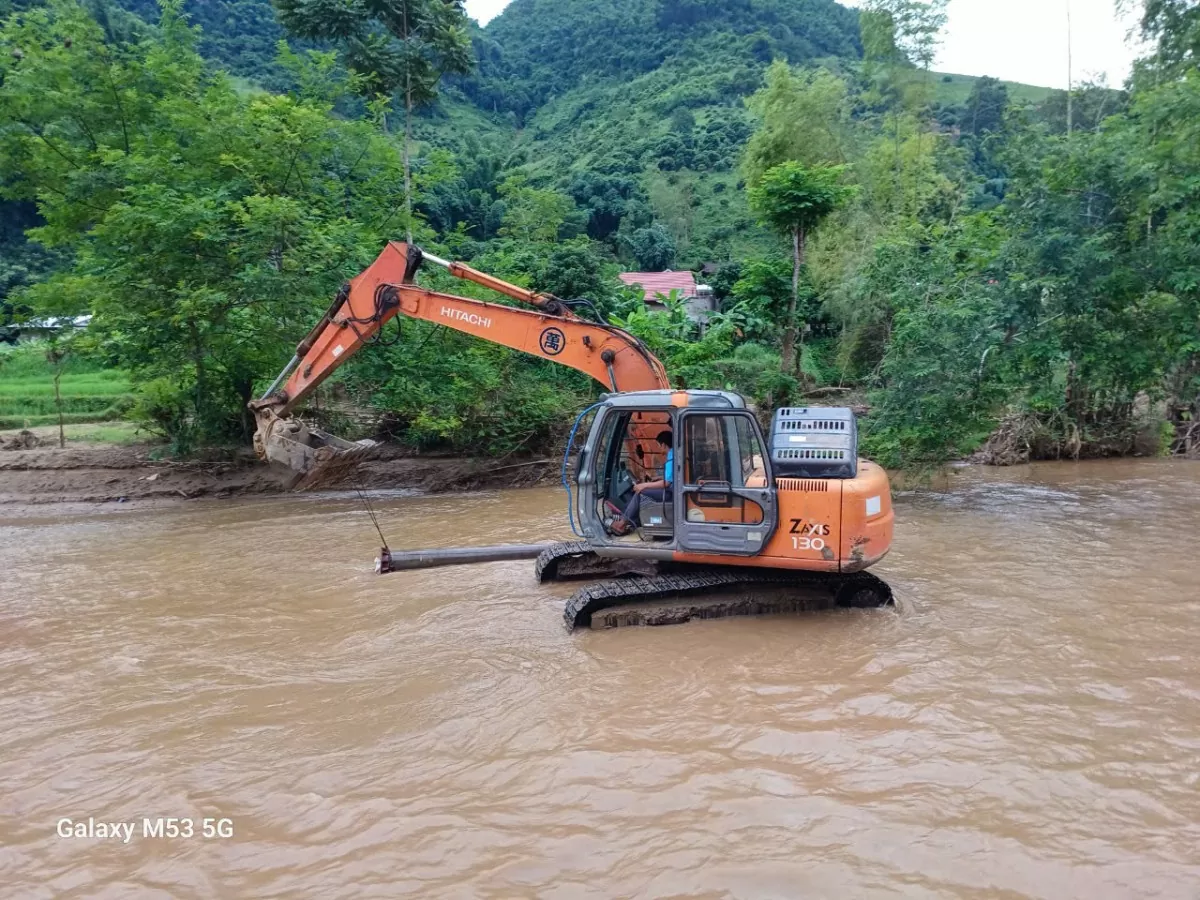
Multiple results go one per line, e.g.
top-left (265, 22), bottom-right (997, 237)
top-left (656, 430), bottom-right (673, 448)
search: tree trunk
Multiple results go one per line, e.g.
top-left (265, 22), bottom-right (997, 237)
top-left (781, 226), bottom-right (801, 375)
top-left (1066, 0), bottom-right (1074, 137)
top-left (189, 319), bottom-right (206, 441)
top-left (404, 82), bottom-right (414, 244)
top-left (235, 376), bottom-right (255, 444)
top-left (53, 367), bottom-right (65, 449)
top-left (795, 226), bottom-right (808, 378)
top-left (401, 0), bottom-right (415, 250)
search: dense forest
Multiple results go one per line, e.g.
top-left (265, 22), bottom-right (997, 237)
top-left (1, 0), bottom-right (1197, 468)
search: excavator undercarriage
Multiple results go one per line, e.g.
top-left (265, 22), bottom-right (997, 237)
top-left (536, 541), bottom-right (894, 629)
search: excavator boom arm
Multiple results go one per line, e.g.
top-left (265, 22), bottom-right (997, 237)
top-left (261, 241), bottom-right (667, 414)
top-left (250, 241), bottom-right (669, 487)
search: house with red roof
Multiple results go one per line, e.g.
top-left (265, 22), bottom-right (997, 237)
top-left (617, 270), bottom-right (715, 324)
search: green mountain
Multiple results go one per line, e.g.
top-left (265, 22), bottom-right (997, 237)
top-left (3, 0), bottom-right (1077, 310)
top-left (20, 0), bottom-right (861, 104)
top-left (427, 0), bottom-right (1082, 267)
top-left (406, 0), bottom-right (875, 265)
top-left (461, 0), bottom-right (862, 120)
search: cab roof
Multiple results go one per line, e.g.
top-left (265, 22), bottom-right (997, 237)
top-left (600, 390), bottom-right (747, 410)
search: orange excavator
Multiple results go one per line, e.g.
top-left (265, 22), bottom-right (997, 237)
top-left (251, 242), bottom-right (895, 628)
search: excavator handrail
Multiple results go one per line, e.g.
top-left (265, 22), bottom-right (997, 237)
top-left (418, 249), bottom-right (576, 316)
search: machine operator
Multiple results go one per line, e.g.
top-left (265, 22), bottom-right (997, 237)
top-left (611, 430), bottom-right (673, 535)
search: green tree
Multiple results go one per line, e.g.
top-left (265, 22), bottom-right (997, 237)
top-left (567, 171), bottom-right (650, 243)
top-left (272, 0), bottom-right (472, 242)
top-left (496, 175), bottom-right (576, 243)
top-left (530, 241), bottom-right (611, 304)
top-left (748, 162), bottom-right (852, 375)
top-left (965, 76), bottom-right (1008, 137)
top-left (859, 0), bottom-right (948, 213)
top-left (628, 223), bottom-right (677, 271)
top-left (1137, 0), bottom-right (1200, 75)
top-left (725, 257), bottom-right (794, 342)
top-left (1, 0), bottom-right (408, 446)
top-left (742, 60), bottom-right (850, 184)
top-left (669, 106), bottom-right (695, 134)
top-left (861, 0), bottom-right (948, 74)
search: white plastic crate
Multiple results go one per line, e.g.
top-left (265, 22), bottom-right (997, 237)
top-left (770, 407), bottom-right (858, 479)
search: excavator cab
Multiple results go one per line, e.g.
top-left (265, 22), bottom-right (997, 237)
top-left (576, 391), bottom-right (779, 556)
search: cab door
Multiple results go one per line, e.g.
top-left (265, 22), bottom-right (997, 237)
top-left (675, 411), bottom-right (777, 556)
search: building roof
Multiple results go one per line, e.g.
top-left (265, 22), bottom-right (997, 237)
top-left (23, 315), bottom-right (92, 330)
top-left (618, 270), bottom-right (697, 304)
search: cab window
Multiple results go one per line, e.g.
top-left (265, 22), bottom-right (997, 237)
top-left (592, 410), bottom-right (625, 500)
top-left (735, 416), bottom-right (768, 488)
top-left (684, 415), bottom-right (730, 484)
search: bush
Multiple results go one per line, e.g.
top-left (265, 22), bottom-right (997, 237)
top-left (130, 378), bottom-right (199, 455)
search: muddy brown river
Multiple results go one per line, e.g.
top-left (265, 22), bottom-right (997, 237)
top-left (2, 459), bottom-right (1199, 898)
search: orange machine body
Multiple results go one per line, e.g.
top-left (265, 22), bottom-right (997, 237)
top-left (576, 390), bottom-right (893, 575)
top-left (672, 462), bottom-right (894, 573)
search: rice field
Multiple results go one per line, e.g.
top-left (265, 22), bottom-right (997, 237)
top-left (0, 342), bottom-right (135, 430)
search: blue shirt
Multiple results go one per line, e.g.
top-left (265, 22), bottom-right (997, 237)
top-left (664, 449), bottom-right (673, 485)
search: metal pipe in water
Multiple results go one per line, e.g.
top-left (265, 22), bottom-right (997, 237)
top-left (376, 543), bottom-right (559, 575)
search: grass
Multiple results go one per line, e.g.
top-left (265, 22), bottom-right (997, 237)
top-left (61, 421), bottom-right (145, 443)
top-left (0, 420), bottom-right (146, 445)
top-left (934, 72), bottom-right (1058, 107)
top-left (0, 372), bottom-right (131, 396)
top-left (0, 409), bottom-right (134, 429)
top-left (0, 341), bottom-right (135, 430)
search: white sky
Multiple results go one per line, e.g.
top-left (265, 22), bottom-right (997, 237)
top-left (466, 0), bottom-right (510, 25)
top-left (463, 0), bottom-right (1146, 89)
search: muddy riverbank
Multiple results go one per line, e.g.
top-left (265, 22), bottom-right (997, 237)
top-left (0, 440), bottom-right (558, 505)
top-left (2, 425), bottom-right (1193, 506)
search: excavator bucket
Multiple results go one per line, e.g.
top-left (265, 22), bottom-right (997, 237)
top-left (252, 408), bottom-right (378, 492)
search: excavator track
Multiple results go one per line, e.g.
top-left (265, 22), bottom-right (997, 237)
top-left (535, 541), bottom-right (658, 583)
top-left (564, 568), bottom-right (893, 630)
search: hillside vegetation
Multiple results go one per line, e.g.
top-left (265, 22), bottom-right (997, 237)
top-left (1, 0), bottom-right (1196, 467)
top-left (461, 0), bottom-right (862, 119)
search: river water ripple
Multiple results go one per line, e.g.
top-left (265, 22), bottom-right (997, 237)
top-left (1, 459), bottom-right (1199, 898)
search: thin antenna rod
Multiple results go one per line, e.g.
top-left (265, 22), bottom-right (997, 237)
top-left (1066, 0), bottom-right (1074, 136)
